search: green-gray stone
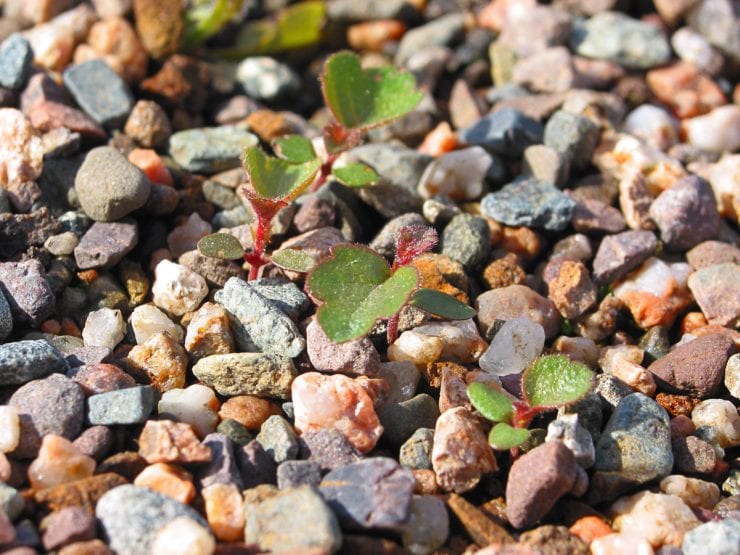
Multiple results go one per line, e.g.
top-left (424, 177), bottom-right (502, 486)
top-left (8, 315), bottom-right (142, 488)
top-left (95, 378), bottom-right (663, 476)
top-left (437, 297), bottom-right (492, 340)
top-left (169, 126), bottom-right (258, 174)
top-left (399, 428), bottom-right (434, 470)
top-left (440, 213), bottom-right (491, 272)
top-left (378, 394), bottom-right (440, 447)
top-left (87, 386), bottom-right (157, 425)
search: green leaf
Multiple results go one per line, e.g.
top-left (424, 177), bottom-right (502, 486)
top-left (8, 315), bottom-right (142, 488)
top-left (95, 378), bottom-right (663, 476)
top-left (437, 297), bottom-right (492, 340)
top-left (244, 146), bottom-right (321, 201)
top-left (197, 233), bottom-right (246, 260)
top-left (332, 163), bottom-right (378, 187)
top-left (306, 245), bottom-right (419, 343)
top-left (321, 51), bottom-right (423, 131)
top-left (522, 355), bottom-right (595, 409)
top-left (213, 1), bottom-right (324, 58)
top-left (410, 289), bottom-right (476, 320)
top-left (467, 382), bottom-right (513, 423)
top-left (271, 248), bottom-right (316, 273)
top-left (183, 0), bottom-right (245, 50)
top-left (273, 135), bottom-right (317, 164)
top-left (489, 422), bottom-right (530, 450)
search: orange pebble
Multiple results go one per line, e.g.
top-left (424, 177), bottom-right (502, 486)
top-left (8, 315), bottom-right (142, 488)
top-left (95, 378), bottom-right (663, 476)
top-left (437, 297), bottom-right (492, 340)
top-left (347, 20), bottom-right (407, 52)
top-left (681, 311), bottom-right (708, 335)
top-left (418, 122), bottom-right (458, 156)
top-left (60, 318), bottom-right (82, 337)
top-left (77, 269), bottom-right (98, 283)
top-left (569, 515), bottom-right (613, 544)
top-left (41, 319), bottom-right (61, 335)
top-left (128, 148), bottom-right (174, 186)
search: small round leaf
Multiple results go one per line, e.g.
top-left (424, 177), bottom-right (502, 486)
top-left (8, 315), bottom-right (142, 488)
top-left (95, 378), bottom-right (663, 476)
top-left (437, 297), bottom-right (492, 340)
top-left (271, 249), bottom-right (316, 273)
top-left (332, 163), bottom-right (378, 187)
top-left (197, 233), bottom-right (245, 260)
top-left (410, 289), bottom-right (476, 320)
top-left (467, 382), bottom-right (513, 423)
top-left (488, 422), bottom-right (530, 450)
top-left (273, 135), bottom-right (317, 163)
top-left (522, 355), bottom-right (595, 409)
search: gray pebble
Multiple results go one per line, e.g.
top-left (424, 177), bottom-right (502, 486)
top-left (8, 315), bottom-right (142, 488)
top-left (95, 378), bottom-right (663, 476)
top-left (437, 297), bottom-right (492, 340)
top-left (378, 394), bottom-right (440, 447)
top-left (0, 260), bottom-right (56, 327)
top-left (682, 518), bottom-right (740, 555)
top-left (440, 213), bottom-right (491, 272)
top-left (256, 415), bottom-right (300, 464)
top-left (248, 278), bottom-right (310, 321)
top-left (63, 59), bottom-right (134, 128)
top-left (0, 288), bottom-right (12, 341)
top-left (236, 57), bottom-right (301, 101)
top-left (399, 428), bottom-right (435, 470)
top-left (216, 418), bottom-right (254, 447)
top-left (687, 0), bottom-right (740, 62)
top-left (402, 495), bottom-right (449, 555)
top-left (395, 12), bottom-right (466, 66)
top-left (543, 110), bottom-right (600, 171)
top-left (277, 460), bottom-right (322, 490)
top-left (96, 485), bottom-right (209, 555)
top-left (197, 433), bottom-right (244, 490)
top-left (168, 126), bottom-right (258, 174)
top-left (0, 33), bottom-right (32, 90)
top-left (460, 108), bottom-right (544, 157)
top-left (87, 386), bottom-right (157, 425)
top-left (377, 361), bottom-right (420, 404)
top-left (236, 440), bottom-right (277, 489)
top-left (74, 220), bottom-right (139, 269)
top-left (0, 339), bottom-right (68, 386)
top-left (299, 429), bottom-right (361, 472)
top-left (0, 483), bottom-right (24, 521)
top-left (192, 352), bottom-right (296, 398)
top-left (370, 213), bottom-right (428, 259)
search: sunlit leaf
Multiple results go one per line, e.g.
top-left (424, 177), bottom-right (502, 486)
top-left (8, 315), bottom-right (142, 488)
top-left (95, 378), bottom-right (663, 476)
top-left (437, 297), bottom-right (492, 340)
top-left (489, 422), bottom-right (530, 450)
top-left (467, 382), bottom-right (513, 423)
top-left (243, 146), bottom-right (321, 201)
top-left (183, 0), bottom-right (246, 50)
top-left (197, 233), bottom-right (246, 260)
top-left (271, 248), bottom-right (316, 273)
top-left (332, 162), bottom-right (378, 187)
top-left (410, 289), bottom-right (476, 320)
top-left (273, 135), bottom-right (317, 164)
top-left (522, 355), bottom-right (595, 409)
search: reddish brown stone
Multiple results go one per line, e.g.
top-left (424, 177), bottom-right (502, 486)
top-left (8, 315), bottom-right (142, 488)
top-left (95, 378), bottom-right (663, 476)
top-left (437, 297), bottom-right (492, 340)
top-left (139, 55), bottom-right (209, 113)
top-left (218, 395), bottom-right (282, 432)
top-left (96, 451), bottom-right (148, 482)
top-left (245, 110), bottom-right (294, 142)
top-left (482, 253), bottom-right (526, 290)
top-left (646, 62), bottom-right (726, 118)
top-left (656, 393), bottom-right (700, 417)
top-left (34, 473), bottom-right (127, 513)
top-left (68, 363), bottom-right (136, 395)
top-left (447, 493), bottom-right (514, 547)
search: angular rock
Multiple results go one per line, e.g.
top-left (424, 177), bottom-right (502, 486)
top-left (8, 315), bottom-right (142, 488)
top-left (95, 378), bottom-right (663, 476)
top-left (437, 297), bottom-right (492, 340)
top-left (192, 353), bottom-right (296, 399)
top-left (481, 178), bottom-right (576, 231)
top-left (687, 263), bottom-right (740, 328)
top-left (378, 394), bottom-right (440, 447)
top-left (256, 415), bottom-right (299, 464)
top-left (87, 386), bottom-right (157, 425)
top-left (592, 230), bottom-right (658, 285)
top-left (63, 59), bottom-right (134, 128)
top-left (0, 339), bottom-right (68, 386)
top-left (127, 331), bottom-right (188, 392)
top-left (168, 126), bottom-right (258, 174)
top-left (306, 318), bottom-right (380, 376)
top-left (460, 108), bottom-right (544, 157)
top-left (0, 260), bottom-right (56, 326)
top-left (151, 259), bottom-right (208, 317)
top-left (440, 213), bottom-right (492, 272)
top-left (138, 419), bottom-right (211, 464)
top-left (544, 110), bottom-right (600, 171)
top-left (74, 220), bottom-right (138, 269)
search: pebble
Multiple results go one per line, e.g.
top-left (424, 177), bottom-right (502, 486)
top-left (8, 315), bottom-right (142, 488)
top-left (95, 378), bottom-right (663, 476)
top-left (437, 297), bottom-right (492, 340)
top-left (390, 320), bottom-right (486, 367)
top-left (124, 100), bottom-right (171, 149)
top-left (82, 308), bottom-right (125, 349)
top-left (214, 277), bottom-right (304, 357)
top-left (74, 146), bottom-right (151, 222)
top-left (0, 339), bottom-right (68, 386)
top-left (399, 428), bottom-right (434, 470)
top-left (476, 284), bottom-right (562, 339)
top-left (544, 110), bottom-right (600, 171)
top-left (440, 213), bottom-right (491, 272)
top-left (369, 213), bottom-right (427, 258)
top-left (498, 3), bottom-right (571, 58)
top-left (138, 419), bottom-right (211, 464)
top-left (691, 399), bottom-right (740, 448)
top-left (236, 57), bottom-right (300, 101)
top-left (244, 485), bottom-right (341, 553)
top-left (44, 231), bottom-right (79, 256)
top-left (73, 425), bottom-right (113, 461)
top-left (395, 12), bottom-right (465, 65)
top-left (151, 259), bottom-right (208, 317)
top-left (648, 334), bottom-right (733, 398)
top-left (193, 353), bottom-right (295, 399)
top-left (0, 289), bottom-right (11, 341)
top-left (481, 178), bottom-right (576, 231)
top-left (687, 0), bottom-right (740, 61)
top-left (128, 331), bottom-right (187, 391)
top-left (321, 457), bottom-right (415, 531)
top-left (0, 483), bottom-right (23, 521)
top-left (248, 277), bottom-right (311, 321)
top-left (292, 372), bottom-right (383, 454)
top-left (68, 363), bottom-right (136, 395)
top-left (74, 220), bottom-right (139, 269)
top-left (62, 59), bottom-right (134, 128)
top-left (276, 460), bottom-right (321, 490)
top-left (306, 318), bottom-right (380, 376)
top-left (130, 304), bottom-right (184, 344)
top-left (590, 393), bottom-right (673, 503)
top-left (28, 434), bottom-right (96, 489)
top-left (672, 434), bottom-right (716, 474)
top-left (519, 525), bottom-right (589, 554)
top-left (432, 407), bottom-right (498, 493)
top-left (168, 125), bottom-right (258, 175)
top-left (479, 317), bottom-right (545, 376)
top-left (460, 108), bottom-right (544, 157)
top-left (150, 517), bottom-right (215, 555)
top-left (237, 440), bottom-right (277, 489)
top-left (96, 485), bottom-right (208, 555)
top-left (78, 16), bottom-right (147, 84)
top-left (0, 33), bottom-right (32, 90)
top-left (402, 495), bottom-right (449, 555)
top-left (299, 428), bottom-right (361, 472)
top-left (0, 260), bottom-right (56, 327)
top-left (623, 104), bottom-right (679, 151)
top-left (179, 250), bottom-right (244, 288)
top-left (548, 260), bottom-right (597, 319)
top-left (570, 11), bottom-right (671, 69)
top-left (184, 302), bottom-right (234, 361)
top-left (41, 506), bottom-right (97, 551)
top-left (546, 414), bottom-right (595, 468)
top-left (659, 475), bottom-right (720, 510)
top-left (218, 395), bottom-right (279, 432)
top-left (9, 373), bottom-right (84, 459)
top-left (682, 105), bottom-right (740, 153)
top-left (592, 230), bottom-right (657, 285)
top-left (610, 491), bottom-right (699, 548)
top-left (255, 415), bottom-right (299, 464)
top-left (687, 241), bottom-right (740, 270)
top-left (417, 147), bottom-right (492, 201)
top-left (0, 406), bottom-right (19, 453)
top-left (725, 354), bottom-right (740, 400)
top-left (682, 519), bottom-right (740, 555)
top-left (688, 263), bottom-right (740, 328)
top-left (87, 385), bottom-right (157, 425)
top-left (201, 482), bottom-right (244, 542)
top-left (134, 462), bottom-right (195, 504)
top-left (159, 385), bottom-right (220, 439)
top-left (522, 144), bottom-right (569, 188)
top-left (378, 394), bottom-right (440, 447)
top-left (646, 62), bottom-right (726, 119)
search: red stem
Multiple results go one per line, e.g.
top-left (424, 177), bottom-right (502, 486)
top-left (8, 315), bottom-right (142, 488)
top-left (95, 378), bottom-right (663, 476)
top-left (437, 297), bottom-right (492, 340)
top-left (309, 154), bottom-right (337, 193)
top-left (244, 209), bottom-right (271, 280)
top-left (387, 313), bottom-right (400, 345)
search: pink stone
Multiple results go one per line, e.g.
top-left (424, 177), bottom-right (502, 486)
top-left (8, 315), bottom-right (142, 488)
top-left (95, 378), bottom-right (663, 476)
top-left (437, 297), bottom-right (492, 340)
top-left (138, 420), bottom-right (212, 464)
top-left (292, 372), bottom-right (383, 454)
top-left (305, 318), bottom-right (380, 376)
top-left (166, 213), bottom-right (212, 259)
top-left (133, 462), bottom-right (195, 504)
top-left (28, 435), bottom-right (96, 490)
top-left (0, 108), bottom-right (43, 187)
top-left (75, 17), bottom-right (148, 83)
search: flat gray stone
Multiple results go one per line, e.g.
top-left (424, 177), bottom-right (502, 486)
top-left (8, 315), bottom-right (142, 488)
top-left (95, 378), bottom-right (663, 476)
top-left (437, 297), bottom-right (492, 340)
top-left (87, 386), bottom-right (157, 425)
top-left (168, 126), bottom-right (258, 174)
top-left (0, 33), bottom-right (32, 90)
top-left (0, 288), bottom-right (12, 341)
top-left (74, 220), bottom-right (139, 269)
top-left (63, 59), bottom-right (134, 128)
top-left (481, 178), bottom-right (576, 231)
top-left (0, 339), bottom-right (68, 386)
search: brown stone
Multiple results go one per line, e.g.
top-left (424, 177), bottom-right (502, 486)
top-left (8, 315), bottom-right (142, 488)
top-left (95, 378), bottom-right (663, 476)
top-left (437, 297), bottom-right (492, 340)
top-left (244, 110), bottom-right (294, 142)
top-left (133, 462), bottom-right (195, 504)
top-left (58, 539), bottom-right (114, 555)
top-left (34, 473), bottom-right (127, 513)
top-left (411, 253), bottom-right (469, 304)
top-left (133, 0), bottom-right (183, 59)
top-left (547, 260), bottom-right (598, 319)
top-left (68, 363), bottom-right (136, 395)
top-left (411, 469), bottom-right (440, 495)
top-left (647, 62), bottom-right (726, 119)
top-left (139, 54), bottom-right (210, 113)
top-left (203, 482), bottom-right (245, 542)
top-left (97, 452), bottom-right (148, 482)
top-left (482, 253), bottom-right (526, 290)
top-left (656, 393), bottom-right (700, 417)
top-left (218, 395), bottom-right (282, 432)
top-left (422, 361), bottom-right (468, 389)
top-left (127, 331), bottom-right (188, 391)
top-left (447, 493), bottom-right (514, 547)
top-left (27, 100), bottom-right (106, 139)
top-left (519, 525), bottom-right (589, 555)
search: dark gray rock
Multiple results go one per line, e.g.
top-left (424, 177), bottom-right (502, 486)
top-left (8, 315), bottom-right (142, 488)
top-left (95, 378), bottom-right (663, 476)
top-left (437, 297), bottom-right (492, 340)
top-left (0, 33), bottom-right (32, 90)
top-left (370, 213), bottom-right (427, 259)
top-left (481, 178), bottom-right (576, 231)
top-left (87, 386), bottom-right (157, 425)
top-left (0, 259), bottom-right (56, 326)
top-left (592, 230), bottom-right (657, 284)
top-left (299, 429), bottom-right (361, 472)
top-left (0, 208), bottom-right (62, 259)
top-left (74, 146), bottom-right (151, 222)
top-left (197, 433), bottom-right (244, 490)
top-left (236, 439), bottom-right (277, 489)
top-left (378, 394), bottom-right (440, 447)
top-left (96, 485), bottom-right (208, 555)
top-left (74, 220), bottom-right (139, 269)
top-left (320, 457), bottom-right (415, 531)
top-left (544, 110), bottom-right (600, 171)
top-left (63, 59), bottom-right (134, 128)
top-left (440, 213), bottom-right (491, 271)
top-left (216, 418), bottom-right (254, 446)
top-left (0, 289), bottom-right (13, 341)
top-left (395, 12), bottom-right (466, 65)
top-left (9, 373), bottom-right (85, 459)
top-left (0, 339), bottom-right (68, 386)
top-left (277, 460), bottom-right (322, 490)
top-left (460, 108), bottom-right (544, 157)
top-left (399, 428), bottom-right (435, 470)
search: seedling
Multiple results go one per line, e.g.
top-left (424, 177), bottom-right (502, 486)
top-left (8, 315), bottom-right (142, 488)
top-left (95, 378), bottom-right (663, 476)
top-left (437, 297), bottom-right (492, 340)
top-left (306, 225), bottom-right (476, 344)
top-left (467, 355), bottom-right (595, 451)
top-left (197, 50), bottom-right (424, 280)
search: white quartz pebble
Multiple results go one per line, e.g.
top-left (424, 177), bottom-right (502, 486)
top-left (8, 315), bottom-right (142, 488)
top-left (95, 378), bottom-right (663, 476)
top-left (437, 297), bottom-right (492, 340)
top-left (151, 517), bottom-right (215, 555)
top-left (152, 259), bottom-right (208, 316)
top-left (158, 384), bottom-right (220, 438)
top-left (0, 406), bottom-right (20, 453)
top-left (82, 307), bottom-right (126, 349)
top-left (478, 317), bottom-right (545, 376)
top-left (130, 304), bottom-right (184, 344)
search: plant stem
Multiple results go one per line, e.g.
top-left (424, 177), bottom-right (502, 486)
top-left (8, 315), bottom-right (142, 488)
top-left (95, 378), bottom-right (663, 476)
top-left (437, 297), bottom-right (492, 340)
top-left (245, 209), bottom-right (270, 280)
top-left (387, 313), bottom-right (400, 345)
top-left (309, 153), bottom-right (337, 193)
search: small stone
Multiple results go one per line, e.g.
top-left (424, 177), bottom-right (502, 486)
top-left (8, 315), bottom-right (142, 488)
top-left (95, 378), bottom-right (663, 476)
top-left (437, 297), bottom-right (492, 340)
top-left (68, 363), bottom-right (136, 395)
top-left (592, 230), bottom-right (657, 285)
top-left (130, 304), bottom-right (184, 344)
top-left (623, 104), bottom-right (679, 151)
top-left (647, 62), bottom-right (726, 119)
top-left (73, 425), bottom-right (113, 461)
top-left (0, 339), bottom-right (68, 386)
top-left (399, 428), bottom-right (434, 470)
top-left (460, 108), bottom-right (544, 157)
top-left (151, 259), bottom-right (208, 317)
top-left (0, 34), bottom-right (32, 91)
top-left (476, 285), bottom-right (562, 339)
top-left (42, 507), bottom-right (96, 551)
top-left (590, 393), bottom-right (673, 503)
top-left (482, 254), bottom-right (526, 291)
top-left (127, 331), bottom-right (187, 392)
top-left (692, 398), bottom-right (740, 448)
top-left (150, 517), bottom-right (215, 555)
top-left (62, 59), bottom-right (134, 128)
top-left (44, 232), bottom-right (79, 256)
top-left (179, 250), bottom-right (244, 288)
top-left (546, 414), bottom-right (595, 468)
top-left (124, 100), bottom-right (171, 149)
top-left (548, 260), bottom-right (597, 319)
top-left (417, 147), bottom-right (492, 201)
top-left (390, 320), bottom-right (486, 368)
top-left (320, 457), bottom-right (414, 531)
top-left (81, 308), bottom-right (125, 350)
top-left (544, 110), bottom-right (600, 171)
top-left (682, 105), bottom-right (740, 153)
top-left (28, 434), bottom-right (96, 490)
top-left (202, 482), bottom-right (244, 542)
top-left (184, 302), bottom-right (233, 361)
top-left (0, 260), bottom-right (56, 327)
top-left (659, 475), bottom-right (720, 510)
top-left (168, 126), bottom-right (258, 174)
top-left (306, 318), bottom-right (380, 376)
top-left (378, 394), bottom-right (440, 447)
top-left (610, 491), bottom-right (699, 548)
top-left (255, 415), bottom-right (299, 464)
top-left (687, 241), bottom-right (740, 270)
top-left (401, 495), bottom-right (449, 555)
top-left (74, 220), bottom-right (138, 269)
top-left (195, 433), bottom-right (242, 488)
top-left (688, 263), bottom-right (740, 328)
top-left (570, 197), bottom-right (626, 235)
top-left (440, 213), bottom-right (491, 272)
top-left (216, 419), bottom-right (253, 447)
top-left (159, 384), bottom-right (220, 439)
top-left (479, 317), bottom-right (545, 377)
top-left (236, 440), bottom-right (277, 489)
top-left (87, 385), bottom-right (157, 425)
top-left (166, 213), bottom-right (211, 259)
top-left (132, 0), bottom-right (182, 59)
top-left (133, 462), bottom-right (195, 504)
top-left (74, 146), bottom-right (150, 222)
top-left (192, 353), bottom-right (296, 399)
top-left (432, 407), bottom-right (498, 493)
top-left (519, 525), bottom-right (589, 555)
top-left (0, 406), bottom-right (20, 453)
top-left (292, 372), bottom-right (383, 454)
top-left (446, 492), bottom-right (513, 548)
top-left (726, 354), bottom-right (740, 400)
top-left (298, 429), bottom-right (361, 473)
top-left (244, 484), bottom-right (341, 553)
top-left (0, 289), bottom-right (12, 341)
top-left (138, 419), bottom-right (211, 464)
top-left (672, 435), bottom-right (716, 474)
top-left (96, 484), bottom-right (208, 555)
top-left (218, 395), bottom-right (280, 432)
top-left (236, 57), bottom-right (300, 101)
top-left (276, 460), bottom-right (321, 490)
top-left (522, 144), bottom-right (570, 188)
top-left (214, 277), bottom-right (304, 358)
top-left (570, 11), bottom-right (671, 69)
top-left (247, 277), bottom-right (311, 321)
top-left (682, 518), bottom-right (740, 555)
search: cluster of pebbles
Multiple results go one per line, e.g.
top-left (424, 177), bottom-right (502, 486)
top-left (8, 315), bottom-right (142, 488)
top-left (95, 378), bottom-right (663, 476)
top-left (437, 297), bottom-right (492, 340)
top-left (0, 0), bottom-right (739, 553)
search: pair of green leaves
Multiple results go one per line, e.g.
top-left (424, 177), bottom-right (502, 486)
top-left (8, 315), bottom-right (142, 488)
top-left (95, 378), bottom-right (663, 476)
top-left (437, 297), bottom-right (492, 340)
top-left (467, 356), bottom-right (595, 450)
